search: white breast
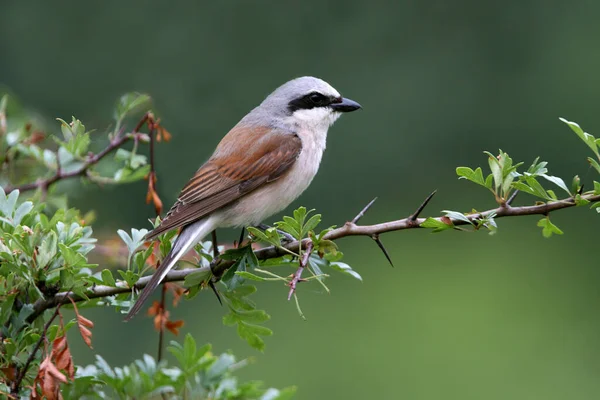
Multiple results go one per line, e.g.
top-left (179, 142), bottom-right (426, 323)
top-left (219, 126), bottom-right (328, 228)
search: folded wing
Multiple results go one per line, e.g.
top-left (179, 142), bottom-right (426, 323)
top-left (144, 126), bottom-right (302, 240)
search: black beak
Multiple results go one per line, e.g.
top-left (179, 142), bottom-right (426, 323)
top-left (330, 97), bottom-right (362, 112)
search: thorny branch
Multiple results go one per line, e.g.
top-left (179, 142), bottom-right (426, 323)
top-left (288, 242), bottom-right (313, 300)
top-left (3, 113), bottom-right (154, 194)
top-left (27, 190), bottom-right (600, 321)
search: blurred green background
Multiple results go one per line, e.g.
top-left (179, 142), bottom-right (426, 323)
top-left (2, 1), bottom-right (600, 398)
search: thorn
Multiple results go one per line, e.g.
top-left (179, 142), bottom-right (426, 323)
top-left (352, 197), bottom-right (378, 224)
top-left (577, 184), bottom-right (585, 196)
top-left (372, 234), bottom-right (393, 267)
top-left (506, 190), bottom-right (519, 206)
top-left (237, 227), bottom-right (245, 248)
top-left (409, 190), bottom-right (437, 221)
top-left (208, 280), bottom-right (223, 306)
top-left (211, 230), bottom-right (219, 258)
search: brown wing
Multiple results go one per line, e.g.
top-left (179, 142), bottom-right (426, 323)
top-left (144, 126), bottom-right (302, 240)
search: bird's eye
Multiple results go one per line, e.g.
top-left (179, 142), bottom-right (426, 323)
top-left (308, 92), bottom-right (328, 106)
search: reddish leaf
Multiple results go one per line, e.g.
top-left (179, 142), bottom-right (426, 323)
top-left (156, 125), bottom-right (172, 142)
top-left (24, 131), bottom-right (46, 145)
top-left (165, 282), bottom-right (185, 306)
top-left (145, 171), bottom-right (163, 215)
top-left (0, 366), bottom-right (16, 381)
top-left (165, 319), bottom-right (184, 335)
top-left (68, 297), bottom-right (94, 348)
top-left (147, 300), bottom-right (162, 317)
top-left (51, 336), bottom-right (74, 380)
top-left (440, 216), bottom-right (453, 226)
top-left (33, 355), bottom-right (67, 400)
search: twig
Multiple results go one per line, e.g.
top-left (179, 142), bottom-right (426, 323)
top-left (143, 117), bottom-right (169, 367)
top-left (11, 304), bottom-right (62, 396)
top-left (157, 285), bottom-right (166, 362)
top-left (27, 191), bottom-right (600, 321)
top-left (288, 242), bottom-right (313, 300)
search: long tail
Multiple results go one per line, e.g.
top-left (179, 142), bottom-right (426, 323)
top-left (123, 216), bottom-right (216, 321)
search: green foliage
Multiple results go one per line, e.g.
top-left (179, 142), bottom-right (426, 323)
top-left (62, 334), bottom-right (295, 399)
top-left (431, 118), bottom-right (600, 236)
top-left (0, 94), bottom-right (293, 398)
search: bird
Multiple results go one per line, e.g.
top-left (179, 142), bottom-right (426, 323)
top-left (124, 76), bottom-right (361, 321)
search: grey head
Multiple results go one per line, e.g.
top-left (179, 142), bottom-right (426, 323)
top-left (243, 76), bottom-right (361, 128)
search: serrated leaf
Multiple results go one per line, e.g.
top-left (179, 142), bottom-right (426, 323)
top-left (456, 166), bottom-right (486, 187)
top-left (537, 217), bottom-right (564, 238)
top-left (302, 214), bottom-right (321, 236)
top-left (101, 269), bottom-right (116, 286)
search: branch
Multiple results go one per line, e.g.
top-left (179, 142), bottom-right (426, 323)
top-left (3, 113), bottom-right (152, 194)
top-left (27, 191), bottom-right (600, 321)
top-left (11, 303), bottom-right (62, 396)
top-left (288, 242), bottom-right (313, 300)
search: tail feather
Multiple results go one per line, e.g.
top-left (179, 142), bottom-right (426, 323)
top-left (124, 217), bottom-right (216, 321)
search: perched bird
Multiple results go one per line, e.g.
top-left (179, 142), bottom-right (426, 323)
top-left (124, 76), bottom-right (361, 321)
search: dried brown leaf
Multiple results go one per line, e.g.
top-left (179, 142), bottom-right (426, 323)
top-left (68, 297), bottom-right (94, 349)
top-left (165, 319), bottom-right (184, 335)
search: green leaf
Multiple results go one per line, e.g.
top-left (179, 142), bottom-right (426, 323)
top-left (442, 210), bottom-right (474, 226)
top-left (230, 308), bottom-right (271, 324)
top-left (485, 151), bottom-right (502, 193)
top-left (537, 217), bottom-right (564, 238)
top-left (13, 201), bottom-right (33, 226)
top-left (114, 165), bottom-right (151, 183)
top-left (594, 181), bottom-right (600, 195)
top-left (58, 243), bottom-right (87, 267)
top-left (37, 231), bottom-right (58, 268)
top-left (302, 213), bottom-right (321, 236)
top-left (221, 245), bottom-right (259, 290)
top-left (420, 217), bottom-right (453, 232)
top-left (539, 174), bottom-right (571, 195)
top-left (560, 117), bottom-right (600, 159)
top-left (183, 269), bottom-right (211, 287)
top-left (329, 261), bottom-right (362, 281)
top-left (574, 194), bottom-right (590, 206)
top-left (588, 157), bottom-right (600, 174)
top-left (101, 269), bottom-right (116, 286)
top-left (114, 92), bottom-right (152, 123)
top-left (456, 166), bottom-right (486, 187)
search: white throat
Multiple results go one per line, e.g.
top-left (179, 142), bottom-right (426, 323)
top-left (286, 108), bottom-right (341, 150)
